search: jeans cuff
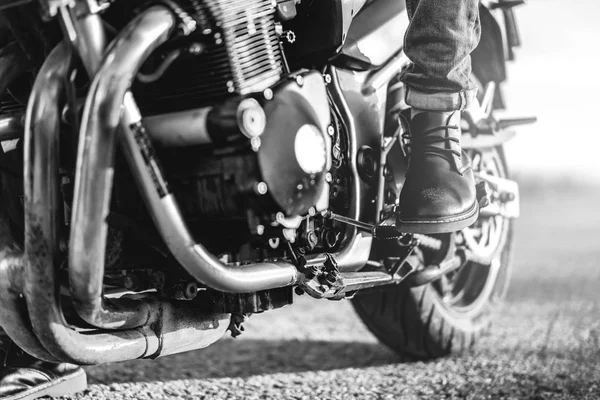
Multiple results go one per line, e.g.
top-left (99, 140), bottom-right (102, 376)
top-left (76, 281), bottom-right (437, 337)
top-left (405, 87), bottom-right (478, 112)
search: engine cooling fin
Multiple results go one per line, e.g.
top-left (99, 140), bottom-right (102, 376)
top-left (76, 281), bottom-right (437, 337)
top-left (138, 0), bottom-right (283, 114)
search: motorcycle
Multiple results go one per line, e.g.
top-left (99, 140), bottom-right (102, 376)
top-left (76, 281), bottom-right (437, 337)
top-left (0, 0), bottom-right (535, 365)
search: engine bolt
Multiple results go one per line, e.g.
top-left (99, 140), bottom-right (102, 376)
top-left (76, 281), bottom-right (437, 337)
top-left (183, 282), bottom-right (198, 300)
top-left (276, 212), bottom-right (285, 223)
top-left (308, 207), bottom-right (316, 216)
top-left (384, 166), bottom-right (393, 180)
top-left (255, 182), bottom-right (268, 195)
top-left (283, 30), bottom-right (296, 44)
top-left (187, 43), bottom-right (204, 55)
top-left (256, 225), bottom-right (265, 235)
top-left (238, 99), bottom-right (266, 138)
top-left (325, 172), bottom-right (333, 183)
top-left (295, 75), bottom-right (304, 87)
top-left (324, 74), bottom-right (332, 84)
top-left (250, 136), bottom-right (261, 152)
top-left (263, 88), bottom-right (274, 100)
top-left (327, 126), bottom-right (335, 136)
top-left (385, 189), bottom-right (396, 203)
top-left (307, 231), bottom-right (319, 249)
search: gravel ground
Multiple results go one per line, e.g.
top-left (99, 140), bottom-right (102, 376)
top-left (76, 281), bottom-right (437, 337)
top-left (61, 183), bottom-right (600, 400)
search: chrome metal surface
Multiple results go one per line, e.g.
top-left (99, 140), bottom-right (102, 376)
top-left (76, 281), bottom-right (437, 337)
top-left (0, 252), bottom-right (59, 363)
top-left (204, 0), bottom-right (282, 94)
top-left (66, 4), bottom-right (298, 293)
top-left (343, 0), bottom-right (407, 67)
top-left (339, 271), bottom-right (394, 292)
top-left (321, 66), bottom-right (385, 272)
top-left (362, 51), bottom-right (411, 95)
top-left (69, 7), bottom-right (176, 330)
top-left (340, 0), bottom-right (368, 45)
top-left (475, 172), bottom-right (520, 219)
top-left (143, 107), bottom-right (213, 146)
top-left (325, 210), bottom-right (373, 232)
top-left (57, 4), bottom-right (106, 74)
top-left (0, 114), bottom-right (24, 140)
top-left (120, 95), bottom-right (300, 292)
top-left (19, 39), bottom-right (229, 366)
top-left (23, 43), bottom-right (152, 363)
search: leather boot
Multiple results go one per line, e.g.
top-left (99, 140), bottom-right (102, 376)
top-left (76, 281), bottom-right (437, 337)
top-left (397, 110), bottom-right (478, 234)
top-left (0, 337), bottom-right (87, 400)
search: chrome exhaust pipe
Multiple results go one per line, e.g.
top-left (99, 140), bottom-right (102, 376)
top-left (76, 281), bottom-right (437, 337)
top-left (67, 6), bottom-right (174, 330)
top-left (0, 252), bottom-right (59, 363)
top-left (120, 94), bottom-right (299, 292)
top-left (24, 42), bottom-right (154, 363)
top-left (68, 5), bottom-right (299, 293)
top-left (19, 22), bottom-right (228, 364)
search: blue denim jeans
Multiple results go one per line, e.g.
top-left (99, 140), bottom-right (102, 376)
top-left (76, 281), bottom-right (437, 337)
top-left (400, 0), bottom-right (481, 111)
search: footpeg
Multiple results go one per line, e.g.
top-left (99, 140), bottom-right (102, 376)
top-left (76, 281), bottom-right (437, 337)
top-left (476, 181), bottom-right (492, 208)
top-left (497, 116), bottom-right (538, 130)
top-left (475, 172), bottom-right (520, 218)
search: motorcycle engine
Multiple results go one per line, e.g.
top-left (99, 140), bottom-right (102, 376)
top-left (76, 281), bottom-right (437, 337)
top-left (137, 0), bottom-right (284, 114)
top-left (116, 0), bottom-right (332, 254)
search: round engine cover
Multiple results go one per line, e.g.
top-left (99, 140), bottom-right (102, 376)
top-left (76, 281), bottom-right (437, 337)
top-left (258, 71), bottom-right (331, 216)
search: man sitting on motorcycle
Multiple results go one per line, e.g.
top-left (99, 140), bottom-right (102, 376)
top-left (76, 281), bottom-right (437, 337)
top-left (0, 0), bottom-right (480, 398)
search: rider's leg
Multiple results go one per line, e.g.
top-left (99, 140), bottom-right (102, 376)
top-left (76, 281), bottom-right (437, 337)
top-left (396, 0), bottom-right (481, 234)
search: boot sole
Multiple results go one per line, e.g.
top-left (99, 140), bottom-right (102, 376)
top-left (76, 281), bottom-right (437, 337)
top-left (397, 201), bottom-right (479, 234)
top-left (5, 368), bottom-right (87, 400)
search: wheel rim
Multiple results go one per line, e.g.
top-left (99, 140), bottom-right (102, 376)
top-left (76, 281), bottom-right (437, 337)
top-left (432, 146), bottom-right (510, 315)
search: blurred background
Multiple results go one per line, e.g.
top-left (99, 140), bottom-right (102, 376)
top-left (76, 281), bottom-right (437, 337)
top-left (75, 1), bottom-right (600, 398)
top-left (504, 0), bottom-right (600, 185)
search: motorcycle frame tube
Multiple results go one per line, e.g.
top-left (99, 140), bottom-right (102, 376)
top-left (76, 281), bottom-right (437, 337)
top-left (305, 66), bottom-right (373, 272)
top-left (22, 41), bottom-right (229, 365)
top-left (67, 7), bottom-right (175, 330)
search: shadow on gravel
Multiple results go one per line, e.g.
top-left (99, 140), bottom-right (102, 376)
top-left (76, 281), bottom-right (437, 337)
top-left (86, 339), bottom-right (405, 385)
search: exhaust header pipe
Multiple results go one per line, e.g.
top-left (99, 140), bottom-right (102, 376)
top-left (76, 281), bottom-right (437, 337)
top-left (0, 10), bottom-right (230, 366)
top-left (0, 3), bottom-right (373, 365)
top-left (69, 5), bottom-right (299, 300)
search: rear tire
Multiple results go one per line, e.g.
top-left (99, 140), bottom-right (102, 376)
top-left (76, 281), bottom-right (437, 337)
top-left (352, 146), bottom-right (513, 359)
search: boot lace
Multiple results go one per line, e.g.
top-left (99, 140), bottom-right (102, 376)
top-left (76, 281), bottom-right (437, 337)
top-left (403, 124), bottom-right (466, 174)
top-left (421, 125), bottom-right (461, 159)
